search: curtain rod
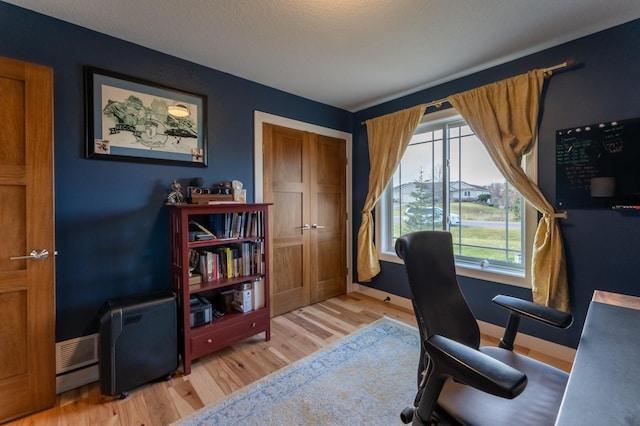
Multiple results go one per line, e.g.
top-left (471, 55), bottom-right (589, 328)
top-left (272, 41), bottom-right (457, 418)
top-left (361, 59), bottom-right (576, 125)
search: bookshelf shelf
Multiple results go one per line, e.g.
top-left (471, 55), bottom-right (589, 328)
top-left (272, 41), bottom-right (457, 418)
top-left (187, 273), bottom-right (263, 294)
top-left (169, 203), bottom-right (271, 374)
top-left (187, 236), bottom-right (261, 249)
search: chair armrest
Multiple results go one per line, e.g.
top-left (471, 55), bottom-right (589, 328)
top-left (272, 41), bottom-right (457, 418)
top-left (426, 334), bottom-right (527, 399)
top-left (492, 295), bottom-right (573, 328)
top-left (492, 295), bottom-right (573, 351)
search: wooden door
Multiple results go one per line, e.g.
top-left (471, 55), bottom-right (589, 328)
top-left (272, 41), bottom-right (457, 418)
top-left (0, 56), bottom-right (55, 422)
top-left (263, 123), bottom-right (346, 316)
top-left (310, 134), bottom-right (346, 304)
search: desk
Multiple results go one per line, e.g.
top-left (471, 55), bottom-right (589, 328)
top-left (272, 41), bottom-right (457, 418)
top-left (555, 291), bottom-right (640, 425)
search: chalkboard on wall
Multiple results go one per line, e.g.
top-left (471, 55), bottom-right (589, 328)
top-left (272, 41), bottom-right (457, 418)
top-left (556, 117), bottom-right (640, 209)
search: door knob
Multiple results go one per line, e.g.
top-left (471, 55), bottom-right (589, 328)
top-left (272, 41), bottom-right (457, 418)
top-left (297, 224), bottom-right (311, 231)
top-left (10, 248), bottom-right (50, 261)
top-left (311, 224), bottom-right (325, 229)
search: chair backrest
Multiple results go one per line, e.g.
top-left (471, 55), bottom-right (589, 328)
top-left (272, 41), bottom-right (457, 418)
top-left (395, 231), bottom-right (480, 349)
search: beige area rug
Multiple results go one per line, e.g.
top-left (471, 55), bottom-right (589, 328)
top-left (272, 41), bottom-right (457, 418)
top-left (175, 317), bottom-right (420, 425)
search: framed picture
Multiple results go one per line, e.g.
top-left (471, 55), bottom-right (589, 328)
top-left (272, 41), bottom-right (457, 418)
top-left (85, 66), bottom-right (207, 166)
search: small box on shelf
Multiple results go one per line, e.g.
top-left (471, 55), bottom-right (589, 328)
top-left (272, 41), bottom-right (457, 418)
top-left (233, 283), bottom-right (253, 313)
top-left (190, 193), bottom-right (234, 204)
top-left (234, 189), bottom-right (247, 203)
top-left (189, 273), bottom-right (202, 286)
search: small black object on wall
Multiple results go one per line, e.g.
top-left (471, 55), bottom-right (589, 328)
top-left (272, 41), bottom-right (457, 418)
top-left (556, 117), bottom-right (640, 209)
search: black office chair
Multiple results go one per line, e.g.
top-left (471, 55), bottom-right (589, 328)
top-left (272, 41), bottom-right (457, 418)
top-left (395, 231), bottom-right (573, 426)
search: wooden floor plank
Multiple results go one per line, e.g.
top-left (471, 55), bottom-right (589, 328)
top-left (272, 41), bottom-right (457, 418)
top-left (222, 344), bottom-right (282, 383)
top-left (160, 379), bottom-right (201, 422)
top-left (201, 350), bottom-right (253, 395)
top-left (313, 299), bottom-right (381, 325)
top-left (270, 314), bottom-right (328, 349)
top-left (113, 392), bottom-right (152, 426)
top-left (282, 310), bottom-right (335, 340)
top-left (267, 319), bottom-right (322, 362)
top-left (296, 305), bottom-right (357, 335)
top-left (185, 362), bottom-right (226, 406)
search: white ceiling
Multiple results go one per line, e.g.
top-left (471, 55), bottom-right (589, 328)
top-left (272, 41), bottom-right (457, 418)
top-left (6, 0), bottom-right (640, 111)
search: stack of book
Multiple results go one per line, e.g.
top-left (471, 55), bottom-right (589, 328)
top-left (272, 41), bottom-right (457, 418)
top-left (197, 241), bottom-right (264, 281)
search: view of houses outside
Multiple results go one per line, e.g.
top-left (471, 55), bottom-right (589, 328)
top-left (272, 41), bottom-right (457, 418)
top-left (393, 180), bottom-right (491, 204)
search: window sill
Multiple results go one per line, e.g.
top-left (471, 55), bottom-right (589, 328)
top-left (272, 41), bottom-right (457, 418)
top-left (455, 262), bottom-right (529, 289)
top-left (379, 251), bottom-right (530, 289)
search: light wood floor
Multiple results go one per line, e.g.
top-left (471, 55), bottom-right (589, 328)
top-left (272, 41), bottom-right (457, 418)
top-left (7, 292), bottom-right (571, 426)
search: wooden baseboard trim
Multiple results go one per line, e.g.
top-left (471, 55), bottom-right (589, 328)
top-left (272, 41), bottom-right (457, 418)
top-left (351, 283), bottom-right (414, 310)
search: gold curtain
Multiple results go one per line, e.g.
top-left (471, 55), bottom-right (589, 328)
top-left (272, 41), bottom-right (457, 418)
top-left (448, 70), bottom-right (568, 311)
top-left (357, 104), bottom-right (427, 282)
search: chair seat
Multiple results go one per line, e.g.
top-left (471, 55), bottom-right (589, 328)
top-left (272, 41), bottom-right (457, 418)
top-left (438, 347), bottom-right (569, 426)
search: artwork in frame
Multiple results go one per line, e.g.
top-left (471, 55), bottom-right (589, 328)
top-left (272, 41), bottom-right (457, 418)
top-left (85, 66), bottom-right (207, 166)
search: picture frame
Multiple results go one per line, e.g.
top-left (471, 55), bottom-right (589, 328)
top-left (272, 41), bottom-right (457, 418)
top-left (85, 66), bottom-right (207, 166)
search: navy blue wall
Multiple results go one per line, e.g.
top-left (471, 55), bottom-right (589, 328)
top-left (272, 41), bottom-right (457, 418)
top-left (353, 19), bottom-right (640, 348)
top-left (0, 2), bottom-right (352, 342)
top-left (3, 1), bottom-right (640, 349)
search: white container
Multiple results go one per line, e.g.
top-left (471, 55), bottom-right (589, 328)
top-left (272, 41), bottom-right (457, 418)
top-left (253, 278), bottom-right (265, 310)
top-left (233, 283), bottom-right (253, 312)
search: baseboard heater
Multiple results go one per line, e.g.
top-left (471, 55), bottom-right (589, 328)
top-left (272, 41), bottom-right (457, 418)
top-left (55, 333), bottom-right (100, 394)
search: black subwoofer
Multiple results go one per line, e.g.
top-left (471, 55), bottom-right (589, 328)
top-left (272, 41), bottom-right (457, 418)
top-left (99, 290), bottom-right (178, 398)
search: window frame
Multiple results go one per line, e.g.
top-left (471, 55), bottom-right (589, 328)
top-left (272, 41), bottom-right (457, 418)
top-left (375, 108), bottom-right (538, 289)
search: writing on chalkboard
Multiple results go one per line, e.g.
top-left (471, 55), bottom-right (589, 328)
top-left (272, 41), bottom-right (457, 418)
top-left (556, 118), bottom-right (640, 209)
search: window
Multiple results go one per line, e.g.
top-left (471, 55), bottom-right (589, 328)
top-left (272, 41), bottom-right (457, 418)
top-left (377, 108), bottom-right (537, 288)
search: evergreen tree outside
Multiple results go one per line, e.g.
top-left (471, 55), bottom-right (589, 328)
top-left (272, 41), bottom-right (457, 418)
top-left (512, 196), bottom-right (522, 220)
top-left (477, 193), bottom-right (491, 204)
top-left (404, 168), bottom-right (437, 232)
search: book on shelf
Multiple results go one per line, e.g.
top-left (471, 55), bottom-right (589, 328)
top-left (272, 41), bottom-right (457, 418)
top-left (231, 247), bottom-right (242, 278)
top-left (213, 246), bottom-right (230, 278)
top-left (223, 213), bottom-right (232, 239)
top-left (242, 242), bottom-right (251, 276)
top-left (230, 213), bottom-right (239, 238)
top-left (257, 240), bottom-right (265, 274)
top-left (198, 250), bottom-right (214, 281)
top-left (212, 252), bottom-right (220, 280)
top-left (189, 220), bottom-right (216, 239)
top-left (240, 212), bottom-right (247, 238)
top-left (248, 211), bottom-right (262, 238)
